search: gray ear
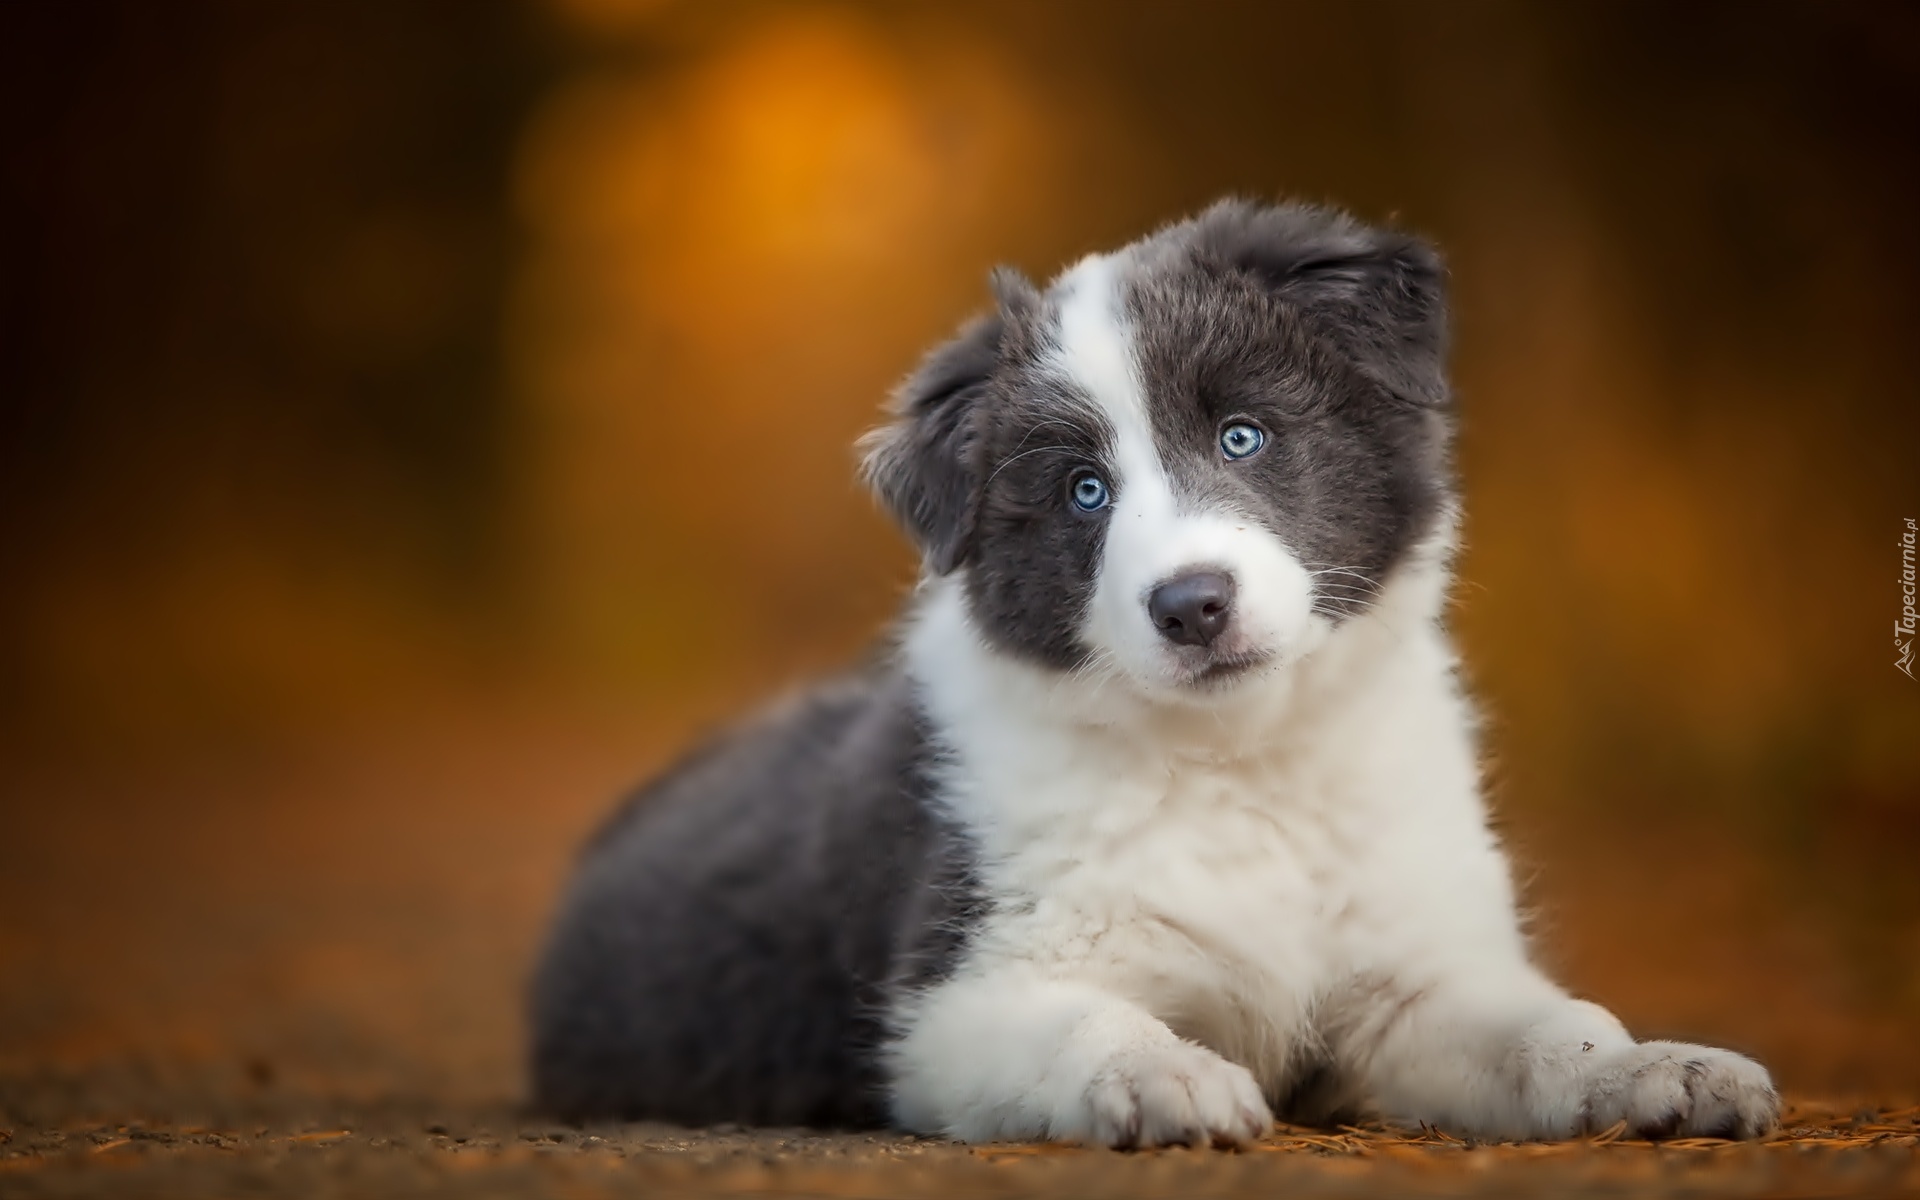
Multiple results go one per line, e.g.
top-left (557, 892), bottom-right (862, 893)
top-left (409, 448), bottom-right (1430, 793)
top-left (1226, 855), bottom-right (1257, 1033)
top-left (1194, 200), bottom-right (1448, 408)
top-left (859, 310), bottom-right (1004, 575)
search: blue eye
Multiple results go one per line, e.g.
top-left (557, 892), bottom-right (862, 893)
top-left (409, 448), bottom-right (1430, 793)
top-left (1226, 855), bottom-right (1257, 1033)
top-left (1220, 423), bottom-right (1264, 460)
top-left (1070, 473), bottom-right (1110, 512)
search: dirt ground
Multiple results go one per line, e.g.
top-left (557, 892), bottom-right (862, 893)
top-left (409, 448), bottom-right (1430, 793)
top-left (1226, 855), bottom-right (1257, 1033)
top-left (2, 1072), bottom-right (1917, 1200)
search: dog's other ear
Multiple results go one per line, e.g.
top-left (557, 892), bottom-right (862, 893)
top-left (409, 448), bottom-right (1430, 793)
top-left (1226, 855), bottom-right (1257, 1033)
top-left (1195, 199), bottom-right (1449, 408)
top-left (860, 302), bottom-right (1009, 575)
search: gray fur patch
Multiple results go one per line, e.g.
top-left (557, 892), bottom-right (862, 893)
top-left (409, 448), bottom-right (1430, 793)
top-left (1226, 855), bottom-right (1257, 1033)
top-left (529, 667), bottom-right (983, 1127)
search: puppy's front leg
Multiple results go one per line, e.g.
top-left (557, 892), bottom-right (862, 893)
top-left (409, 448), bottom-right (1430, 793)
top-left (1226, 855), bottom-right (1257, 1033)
top-left (1357, 966), bottom-right (1779, 1141)
top-left (888, 972), bottom-right (1272, 1147)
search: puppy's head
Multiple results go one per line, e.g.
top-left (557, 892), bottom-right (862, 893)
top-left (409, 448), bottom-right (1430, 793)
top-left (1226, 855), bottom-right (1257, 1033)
top-left (863, 200), bottom-right (1452, 702)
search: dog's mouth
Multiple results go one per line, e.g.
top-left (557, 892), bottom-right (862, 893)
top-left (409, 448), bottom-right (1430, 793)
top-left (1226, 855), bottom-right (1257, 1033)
top-left (1181, 649), bottom-right (1274, 688)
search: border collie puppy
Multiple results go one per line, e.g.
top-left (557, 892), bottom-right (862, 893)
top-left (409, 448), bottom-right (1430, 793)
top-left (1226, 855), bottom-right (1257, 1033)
top-left (530, 200), bottom-right (1779, 1147)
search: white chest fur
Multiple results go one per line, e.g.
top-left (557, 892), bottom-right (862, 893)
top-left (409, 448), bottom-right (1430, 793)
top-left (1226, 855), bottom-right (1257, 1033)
top-left (899, 556), bottom-right (1522, 1094)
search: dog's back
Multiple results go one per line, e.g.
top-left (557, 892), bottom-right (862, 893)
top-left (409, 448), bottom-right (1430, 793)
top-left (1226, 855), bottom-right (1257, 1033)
top-left (529, 668), bottom-right (952, 1126)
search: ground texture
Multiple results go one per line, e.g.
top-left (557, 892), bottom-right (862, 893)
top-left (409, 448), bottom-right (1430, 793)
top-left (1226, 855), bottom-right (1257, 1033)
top-left (2, 1077), bottom-right (1917, 1200)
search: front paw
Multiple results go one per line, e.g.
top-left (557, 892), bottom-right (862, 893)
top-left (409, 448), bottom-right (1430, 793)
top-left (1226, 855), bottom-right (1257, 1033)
top-left (1066, 1039), bottom-right (1272, 1149)
top-left (1580, 1042), bottom-right (1779, 1139)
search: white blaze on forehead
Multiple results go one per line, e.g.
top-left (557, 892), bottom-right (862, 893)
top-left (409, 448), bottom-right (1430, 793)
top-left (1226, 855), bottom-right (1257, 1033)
top-left (1048, 252), bottom-right (1190, 683)
top-left (1046, 254), bottom-right (1176, 526)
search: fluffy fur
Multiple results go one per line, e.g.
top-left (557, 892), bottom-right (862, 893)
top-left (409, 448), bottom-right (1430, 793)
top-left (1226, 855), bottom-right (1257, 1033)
top-left (530, 199), bottom-right (1778, 1146)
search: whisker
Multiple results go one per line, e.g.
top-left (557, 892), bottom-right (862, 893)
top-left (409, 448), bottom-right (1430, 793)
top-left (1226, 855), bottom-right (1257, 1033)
top-left (1305, 567), bottom-right (1382, 586)
top-left (1069, 645), bottom-right (1121, 686)
top-left (1006, 417), bottom-right (1082, 450)
top-left (985, 445), bottom-right (1078, 488)
top-left (1305, 567), bottom-right (1384, 600)
top-left (985, 417), bottom-right (1098, 487)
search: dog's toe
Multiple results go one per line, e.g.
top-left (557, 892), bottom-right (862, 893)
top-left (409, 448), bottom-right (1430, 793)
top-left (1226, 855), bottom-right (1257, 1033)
top-left (1581, 1042), bottom-right (1778, 1140)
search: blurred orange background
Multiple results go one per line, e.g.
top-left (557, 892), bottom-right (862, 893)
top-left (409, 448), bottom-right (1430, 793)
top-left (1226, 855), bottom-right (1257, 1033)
top-left (2, 0), bottom-right (1916, 1105)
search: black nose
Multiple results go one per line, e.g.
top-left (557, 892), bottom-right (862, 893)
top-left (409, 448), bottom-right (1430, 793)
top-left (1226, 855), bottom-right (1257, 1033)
top-left (1147, 571), bottom-right (1235, 647)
